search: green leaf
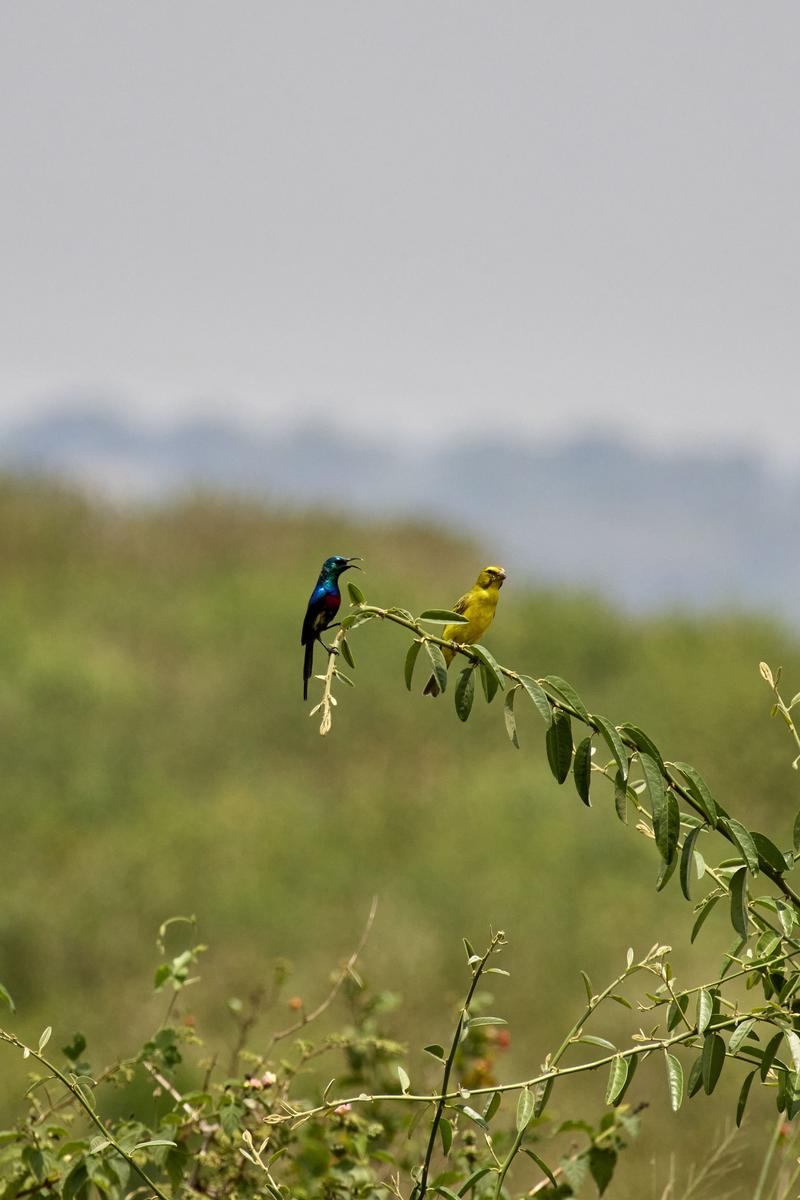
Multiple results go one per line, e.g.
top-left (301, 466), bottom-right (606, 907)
top-left (504, 687), bottom-right (520, 748)
top-left (541, 674), bottom-right (591, 723)
top-left (516, 1087), bottom-right (535, 1132)
top-left (736, 1070), bottom-right (756, 1126)
top-left (641, 753), bottom-right (678, 864)
top-left (458, 1105), bottom-right (489, 1134)
top-left (612, 1052), bottom-right (638, 1106)
top-left (479, 661), bottom-right (500, 704)
top-left (439, 1117), bottom-right (453, 1156)
top-left (613, 770), bottom-right (628, 824)
top-left (454, 667), bottom-right (476, 722)
top-left (545, 710), bottom-right (573, 784)
top-left (470, 644), bottom-right (505, 691)
top-left (762, 1027), bottom-right (786, 1084)
top-left (639, 753), bottom-right (666, 844)
top-left (696, 989), bottom-right (713, 1035)
top-left (578, 1035), bottom-right (616, 1050)
top-left (484, 1091), bottom-right (501, 1122)
top-left (657, 792), bottom-right (681, 868)
top-left (517, 675), bottom-right (553, 728)
top-left (588, 1146), bottom-right (618, 1197)
top-left (0, 983), bottom-right (14, 1013)
top-left (686, 1053), bottom-right (704, 1098)
top-left (785, 1030), bottom-right (800, 1073)
top-left (418, 609), bottom-right (470, 625)
top-left (457, 1167), bottom-right (493, 1196)
top-left (468, 1016), bottom-right (508, 1027)
top-left (573, 736), bottom-right (593, 806)
top-left (793, 808), bottom-right (800, 851)
top-left (339, 636), bottom-right (355, 670)
top-left (425, 641), bottom-right (449, 695)
top-left (751, 832), bottom-right (790, 874)
top-left (605, 1057), bottom-right (629, 1105)
top-left (404, 641), bottom-right (422, 690)
top-left (664, 1052), bottom-right (684, 1111)
top-left (580, 970), bottom-right (593, 1003)
top-left (62, 1034), bottom-right (87, 1062)
top-left (154, 963), bottom-right (171, 990)
top-left (702, 1033), bottom-right (726, 1095)
top-left (670, 761), bottom-right (719, 827)
top-left (721, 817), bottom-right (759, 875)
top-left (619, 723), bottom-right (664, 771)
top-left (521, 1149), bottom-right (557, 1189)
top-left (560, 1155), bottom-right (589, 1192)
top-left (592, 714), bottom-right (629, 781)
top-left (347, 580), bottom-right (365, 605)
top-left (656, 849), bottom-right (678, 892)
top-left (63, 1162), bottom-right (90, 1200)
top-left (132, 1139), bottom-right (178, 1151)
top-left (776, 900), bottom-right (796, 937)
top-left (667, 992), bottom-right (689, 1031)
top-left (424, 1044), bottom-right (445, 1061)
top-left (691, 894), bottom-right (720, 942)
top-left (397, 1065), bottom-right (410, 1093)
top-left (37, 1026), bottom-right (52, 1054)
top-left (729, 866), bottom-right (749, 940)
top-left (433, 1187), bottom-right (461, 1200)
top-left (728, 1019), bottom-right (756, 1056)
top-left (533, 1075), bottom-right (553, 1116)
top-left (680, 826), bottom-right (702, 901)
top-left (340, 610), bottom-right (375, 631)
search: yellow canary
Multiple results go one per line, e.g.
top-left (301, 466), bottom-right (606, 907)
top-left (423, 565), bottom-right (507, 696)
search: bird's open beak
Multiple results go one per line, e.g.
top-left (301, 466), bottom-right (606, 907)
top-left (346, 556), bottom-right (364, 572)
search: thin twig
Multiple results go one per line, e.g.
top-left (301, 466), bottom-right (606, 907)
top-left (311, 627), bottom-right (346, 736)
top-left (266, 895), bottom-right (378, 1050)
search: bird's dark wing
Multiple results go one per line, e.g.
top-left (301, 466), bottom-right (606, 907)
top-left (301, 585), bottom-right (325, 646)
top-left (302, 586), bottom-right (341, 645)
top-left (452, 591), bottom-right (470, 615)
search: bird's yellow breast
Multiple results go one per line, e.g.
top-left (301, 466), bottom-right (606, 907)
top-left (442, 587), bottom-right (500, 660)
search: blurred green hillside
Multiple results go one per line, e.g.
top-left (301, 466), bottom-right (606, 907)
top-left (0, 476), bottom-right (798, 1193)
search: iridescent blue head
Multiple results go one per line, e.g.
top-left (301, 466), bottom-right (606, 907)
top-left (318, 555), bottom-right (362, 584)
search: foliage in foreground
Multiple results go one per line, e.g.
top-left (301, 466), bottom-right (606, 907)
top-left (1, 571), bottom-right (800, 1196)
top-left (0, 913), bottom-right (646, 1200)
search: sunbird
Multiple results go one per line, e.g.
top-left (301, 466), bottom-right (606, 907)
top-left (423, 565), bottom-right (507, 696)
top-left (302, 555), bottom-right (362, 699)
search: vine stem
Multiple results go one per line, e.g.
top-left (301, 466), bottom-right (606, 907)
top-left (270, 1015), bottom-right (747, 1129)
top-left (415, 931), bottom-right (505, 1200)
top-left (0, 1029), bottom-right (170, 1200)
top-left (336, 603), bottom-right (800, 910)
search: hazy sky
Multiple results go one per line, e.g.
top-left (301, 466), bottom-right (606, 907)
top-left (1, 3), bottom-right (799, 459)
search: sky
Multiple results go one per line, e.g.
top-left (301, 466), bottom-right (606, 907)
top-left (1, 3), bottom-right (799, 460)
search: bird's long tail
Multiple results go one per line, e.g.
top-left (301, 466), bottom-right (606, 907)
top-left (303, 640), bottom-right (314, 700)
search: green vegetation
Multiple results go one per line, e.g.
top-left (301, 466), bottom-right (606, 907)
top-left (0, 476), bottom-right (799, 1195)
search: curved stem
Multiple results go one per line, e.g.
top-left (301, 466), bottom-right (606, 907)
top-left (0, 1030), bottom-right (170, 1200)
